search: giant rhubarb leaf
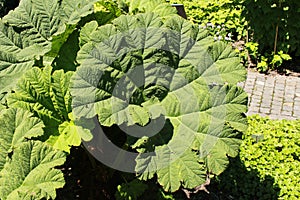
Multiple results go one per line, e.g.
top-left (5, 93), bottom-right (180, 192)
top-left (0, 0), bottom-right (100, 98)
top-left (0, 141), bottom-right (66, 200)
top-left (3, 0), bottom-right (65, 54)
top-left (7, 66), bottom-right (92, 152)
top-left (0, 22), bottom-right (35, 96)
top-left (0, 108), bottom-right (44, 171)
top-left (0, 108), bottom-right (66, 200)
top-left (71, 13), bottom-right (248, 192)
top-left (124, 0), bottom-right (177, 17)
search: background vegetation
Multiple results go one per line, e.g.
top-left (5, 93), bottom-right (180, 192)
top-left (172, 0), bottom-right (300, 72)
top-left (0, 0), bottom-right (299, 199)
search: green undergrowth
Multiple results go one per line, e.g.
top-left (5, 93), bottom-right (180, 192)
top-left (199, 115), bottom-right (300, 200)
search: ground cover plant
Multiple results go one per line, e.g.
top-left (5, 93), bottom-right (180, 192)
top-left (206, 115), bottom-right (300, 200)
top-left (0, 0), bottom-right (250, 199)
top-left (170, 0), bottom-right (247, 41)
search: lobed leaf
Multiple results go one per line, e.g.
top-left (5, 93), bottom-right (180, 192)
top-left (71, 13), bottom-right (248, 192)
top-left (7, 66), bottom-right (92, 152)
top-left (0, 108), bottom-right (44, 171)
top-left (0, 141), bottom-right (66, 200)
top-left (0, 22), bottom-right (35, 96)
top-left (47, 119), bottom-right (93, 153)
top-left (61, 0), bottom-right (99, 25)
top-left (3, 0), bottom-right (65, 53)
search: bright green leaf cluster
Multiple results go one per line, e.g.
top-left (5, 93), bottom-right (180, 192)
top-left (170, 0), bottom-right (247, 40)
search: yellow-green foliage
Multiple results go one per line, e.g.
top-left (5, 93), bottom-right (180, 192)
top-left (241, 115), bottom-right (300, 199)
top-left (170, 0), bottom-right (247, 39)
top-left (208, 115), bottom-right (300, 200)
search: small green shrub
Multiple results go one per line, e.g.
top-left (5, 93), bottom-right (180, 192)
top-left (242, 0), bottom-right (300, 71)
top-left (241, 42), bottom-right (292, 72)
top-left (171, 0), bottom-right (248, 40)
top-left (243, 0), bottom-right (300, 56)
top-left (209, 115), bottom-right (300, 200)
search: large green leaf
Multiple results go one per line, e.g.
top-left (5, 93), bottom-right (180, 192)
top-left (0, 141), bottom-right (66, 200)
top-left (79, 21), bottom-right (98, 47)
top-left (124, 0), bottom-right (177, 17)
top-left (7, 66), bottom-right (74, 123)
top-left (136, 147), bottom-right (206, 192)
top-left (7, 66), bottom-right (61, 126)
top-left (71, 13), bottom-right (248, 191)
top-left (0, 0), bottom-right (122, 98)
top-left (0, 108), bottom-right (44, 171)
top-left (51, 69), bottom-right (73, 120)
top-left (0, 22), bottom-right (35, 96)
top-left (61, 0), bottom-right (99, 25)
top-left (7, 66), bottom-right (92, 152)
top-left (0, 0), bottom-right (66, 97)
top-left (3, 0), bottom-right (65, 53)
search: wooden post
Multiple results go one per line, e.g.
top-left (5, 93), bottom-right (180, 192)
top-left (171, 4), bottom-right (187, 19)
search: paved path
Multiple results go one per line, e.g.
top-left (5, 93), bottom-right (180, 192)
top-left (238, 71), bottom-right (300, 120)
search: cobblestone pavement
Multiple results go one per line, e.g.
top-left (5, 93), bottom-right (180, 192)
top-left (238, 70), bottom-right (300, 120)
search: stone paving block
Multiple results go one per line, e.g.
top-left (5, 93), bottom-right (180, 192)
top-left (259, 108), bottom-right (271, 114)
top-left (244, 89), bottom-right (253, 94)
top-left (250, 99), bottom-right (261, 105)
top-left (294, 97), bottom-right (300, 102)
top-left (282, 106), bottom-right (293, 112)
top-left (262, 94), bottom-right (273, 100)
top-left (283, 97), bottom-right (294, 102)
top-left (273, 89), bottom-right (283, 94)
top-left (254, 90), bottom-right (264, 95)
top-left (256, 81), bottom-right (265, 86)
top-left (273, 92), bottom-right (284, 96)
top-left (269, 114), bottom-right (282, 119)
top-left (274, 86), bottom-right (285, 91)
top-left (248, 107), bottom-right (259, 114)
top-left (251, 94), bottom-right (262, 100)
top-left (294, 106), bottom-right (300, 110)
top-left (241, 70), bottom-right (300, 120)
top-left (271, 110), bottom-right (281, 115)
top-left (275, 79), bottom-right (285, 84)
top-left (262, 94), bottom-right (272, 99)
top-left (261, 96), bottom-right (272, 102)
top-left (263, 97), bottom-right (274, 102)
top-left (272, 101), bottom-right (282, 106)
top-left (284, 90), bottom-right (295, 95)
top-left (281, 111), bottom-right (292, 116)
